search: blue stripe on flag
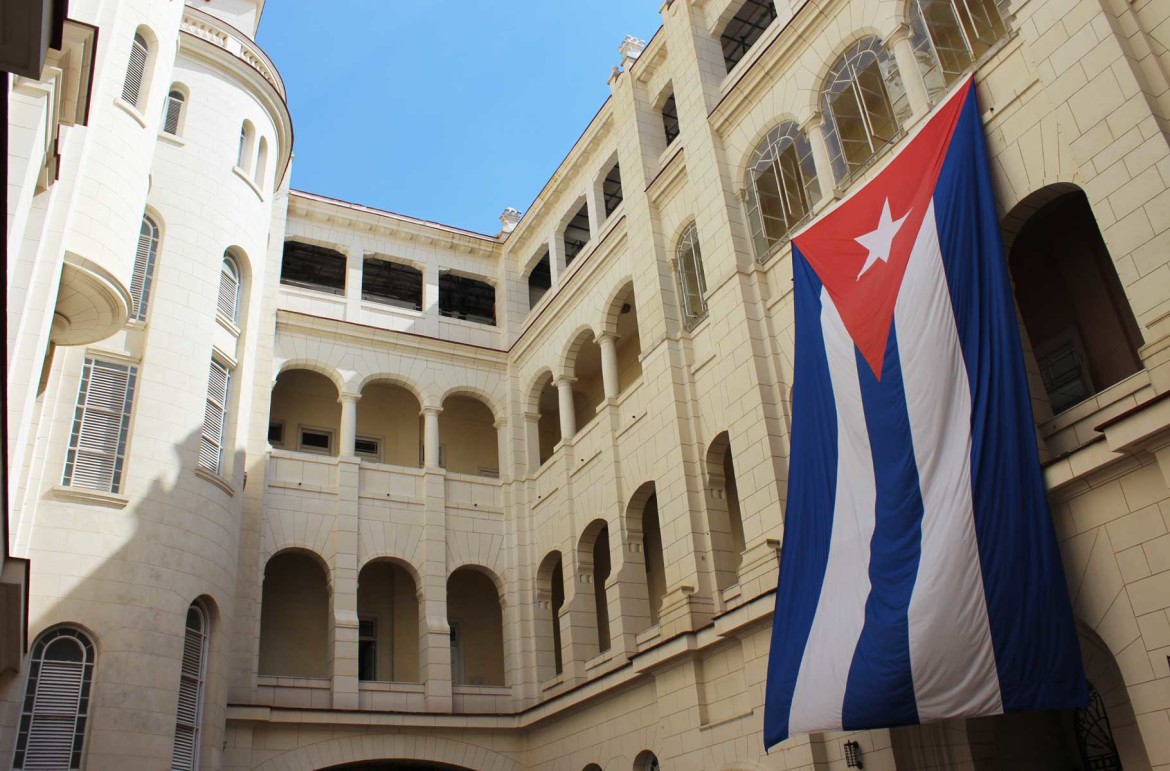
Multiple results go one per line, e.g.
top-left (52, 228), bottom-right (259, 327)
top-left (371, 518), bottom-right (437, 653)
top-left (842, 324), bottom-right (922, 730)
top-left (764, 248), bottom-right (839, 748)
top-left (930, 85), bottom-right (1087, 711)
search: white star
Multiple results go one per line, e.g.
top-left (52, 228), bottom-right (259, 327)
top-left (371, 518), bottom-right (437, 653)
top-left (854, 198), bottom-right (910, 280)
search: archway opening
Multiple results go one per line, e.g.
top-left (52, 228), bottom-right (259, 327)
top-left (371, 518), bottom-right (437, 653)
top-left (259, 551), bottom-right (329, 677)
top-left (571, 331), bottom-right (604, 430)
top-left (610, 283), bottom-right (642, 391)
top-left (440, 394), bottom-right (498, 476)
top-left (446, 568), bottom-right (505, 686)
top-left (356, 560), bottom-right (420, 682)
top-left (356, 381), bottom-right (422, 466)
top-left (1008, 188), bottom-right (1143, 414)
top-left (532, 372), bottom-right (559, 465)
top-left (706, 432), bottom-right (746, 592)
top-left (269, 369), bottom-right (340, 456)
top-left (642, 493), bottom-right (665, 626)
top-left (536, 551), bottom-right (564, 680)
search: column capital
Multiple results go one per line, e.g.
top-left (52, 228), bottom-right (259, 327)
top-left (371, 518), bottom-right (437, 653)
top-left (597, 331), bottom-right (619, 344)
top-left (523, 411), bottom-right (542, 424)
top-left (886, 22), bottom-right (914, 47)
top-left (338, 391), bottom-right (361, 404)
top-left (555, 375), bottom-right (577, 388)
top-left (493, 416), bottom-right (508, 430)
top-left (420, 405), bottom-right (443, 417)
top-left (801, 110), bottom-right (825, 133)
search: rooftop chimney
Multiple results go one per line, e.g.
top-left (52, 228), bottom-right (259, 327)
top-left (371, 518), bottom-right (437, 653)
top-left (618, 35), bottom-right (647, 69)
top-left (499, 208), bottom-right (522, 235)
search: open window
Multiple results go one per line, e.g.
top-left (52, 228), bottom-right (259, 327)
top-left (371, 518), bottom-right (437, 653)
top-left (745, 122), bottom-right (820, 258)
top-left (910, 0), bottom-right (1009, 101)
top-left (562, 203), bottom-right (591, 266)
top-left (821, 37), bottom-right (911, 180)
top-left (603, 162), bottom-right (623, 216)
top-left (661, 92), bottom-right (680, 146)
top-left (280, 241), bottom-right (346, 295)
top-left (438, 271), bottom-right (496, 325)
top-left (527, 250), bottom-right (552, 310)
top-left (720, 0), bottom-right (779, 73)
top-left (675, 223), bottom-right (708, 328)
top-left (362, 256), bottom-right (422, 310)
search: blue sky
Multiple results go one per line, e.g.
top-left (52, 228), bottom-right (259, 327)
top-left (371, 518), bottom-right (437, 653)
top-left (256, 2), bottom-right (664, 235)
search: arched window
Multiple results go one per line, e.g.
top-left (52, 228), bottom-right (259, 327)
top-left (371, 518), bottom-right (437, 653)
top-left (674, 224), bottom-right (708, 328)
top-left (14, 627), bottom-right (95, 771)
top-left (910, 0), bottom-right (1009, 100)
top-left (130, 214), bottom-right (160, 321)
top-left (745, 122), bottom-right (820, 258)
top-left (237, 121), bottom-right (254, 172)
top-left (218, 252), bottom-right (241, 324)
top-left (635, 750), bottom-right (661, 771)
top-left (822, 37), bottom-right (911, 180)
top-left (122, 32), bottom-right (149, 107)
top-left (255, 137), bottom-right (269, 188)
top-left (162, 89), bottom-right (185, 135)
top-left (171, 602), bottom-right (208, 771)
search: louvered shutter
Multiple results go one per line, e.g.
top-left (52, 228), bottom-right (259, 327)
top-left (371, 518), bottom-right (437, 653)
top-left (199, 359), bottom-right (230, 474)
top-left (217, 258), bottom-right (239, 322)
top-left (171, 608), bottom-right (207, 771)
top-left (130, 217), bottom-right (158, 321)
top-left (163, 92), bottom-right (183, 135)
top-left (63, 359), bottom-right (137, 493)
top-left (23, 659), bottom-right (84, 769)
top-left (122, 34), bottom-right (148, 106)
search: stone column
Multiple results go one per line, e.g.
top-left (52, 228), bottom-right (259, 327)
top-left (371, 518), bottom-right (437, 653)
top-left (494, 417), bottom-right (509, 479)
top-left (802, 113), bottom-right (837, 204)
top-left (331, 457), bottom-right (361, 709)
top-left (587, 179), bottom-right (605, 238)
top-left (524, 412), bottom-right (542, 472)
top-left (888, 24), bottom-right (931, 120)
top-left (422, 406), bottom-right (442, 468)
top-left (548, 227), bottom-right (566, 285)
top-left (338, 391), bottom-right (359, 457)
top-left (556, 376), bottom-right (576, 441)
top-left (598, 333), bottom-right (620, 400)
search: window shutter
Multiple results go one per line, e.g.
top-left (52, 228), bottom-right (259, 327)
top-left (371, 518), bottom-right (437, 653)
top-left (199, 359), bottom-right (230, 474)
top-left (122, 35), bottom-right (148, 106)
top-left (217, 259), bottom-right (239, 322)
top-left (163, 93), bottom-right (183, 135)
top-left (63, 359), bottom-right (138, 493)
top-left (171, 608), bottom-right (207, 771)
top-left (130, 217), bottom-right (158, 321)
top-left (16, 630), bottom-right (94, 771)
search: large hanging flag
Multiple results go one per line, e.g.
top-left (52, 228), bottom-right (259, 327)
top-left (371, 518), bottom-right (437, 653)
top-left (763, 78), bottom-right (1087, 748)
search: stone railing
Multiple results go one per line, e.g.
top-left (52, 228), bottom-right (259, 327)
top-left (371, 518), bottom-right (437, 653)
top-left (180, 8), bottom-right (286, 99)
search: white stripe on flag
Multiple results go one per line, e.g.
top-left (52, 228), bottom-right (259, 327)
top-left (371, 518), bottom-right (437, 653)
top-left (896, 201), bottom-right (1002, 721)
top-left (788, 289), bottom-right (877, 737)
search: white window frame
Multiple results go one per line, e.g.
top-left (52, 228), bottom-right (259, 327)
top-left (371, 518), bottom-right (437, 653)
top-left (198, 358), bottom-right (231, 476)
top-left (298, 426), bottom-right (334, 456)
top-left (744, 122), bottom-right (820, 260)
top-left (130, 215), bottom-right (159, 322)
top-left (14, 627), bottom-right (95, 771)
top-left (63, 357), bottom-right (138, 493)
top-left (354, 435), bottom-right (382, 463)
top-left (674, 224), bottom-right (708, 329)
top-left (217, 253), bottom-right (241, 326)
top-left (162, 88), bottom-right (185, 135)
top-left (122, 32), bottom-right (148, 107)
top-left (170, 602), bottom-right (208, 771)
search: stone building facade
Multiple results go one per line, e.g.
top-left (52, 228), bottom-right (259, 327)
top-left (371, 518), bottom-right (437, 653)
top-left (4, 0), bottom-right (1170, 769)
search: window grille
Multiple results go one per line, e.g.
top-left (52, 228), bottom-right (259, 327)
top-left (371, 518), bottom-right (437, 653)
top-left (662, 94), bottom-right (680, 146)
top-left (170, 603), bottom-right (208, 771)
top-left (910, 0), bottom-right (1009, 101)
top-left (122, 33), bottom-right (148, 107)
top-left (362, 257), bottom-right (423, 310)
top-left (674, 224), bottom-right (708, 329)
top-left (63, 358), bottom-right (138, 493)
top-left (280, 241), bottom-right (347, 295)
top-left (438, 272), bottom-right (496, 325)
top-left (163, 90), bottom-right (184, 135)
top-left (720, 0), bottom-right (779, 72)
top-left (299, 428), bottom-right (333, 454)
top-left (218, 254), bottom-right (241, 323)
top-left (130, 215), bottom-right (160, 322)
top-left (14, 628), bottom-right (95, 771)
top-left (199, 359), bottom-right (231, 475)
top-left (745, 122), bottom-right (820, 259)
top-left (821, 37), bottom-right (911, 181)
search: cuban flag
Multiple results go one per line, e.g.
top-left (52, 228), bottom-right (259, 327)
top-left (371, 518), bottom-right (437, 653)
top-left (763, 78), bottom-right (1087, 748)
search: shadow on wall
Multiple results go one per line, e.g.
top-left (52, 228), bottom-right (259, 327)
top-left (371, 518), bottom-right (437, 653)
top-left (3, 424), bottom-right (238, 771)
